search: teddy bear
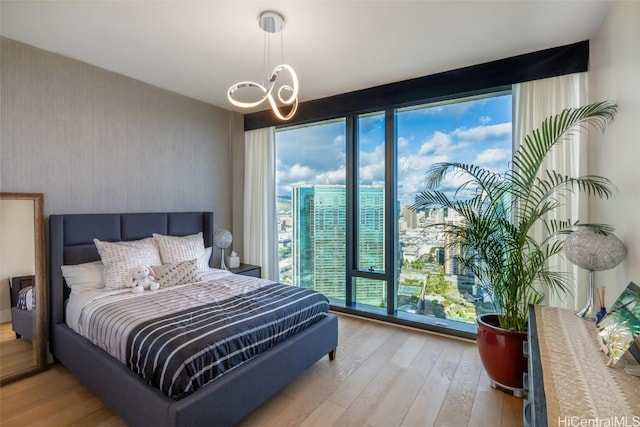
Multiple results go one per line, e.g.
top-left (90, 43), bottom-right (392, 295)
top-left (131, 266), bottom-right (160, 293)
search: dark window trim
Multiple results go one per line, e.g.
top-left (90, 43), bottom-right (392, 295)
top-left (245, 40), bottom-right (588, 130)
top-left (384, 109), bottom-right (397, 316)
top-left (345, 116), bottom-right (356, 305)
top-left (330, 303), bottom-right (477, 341)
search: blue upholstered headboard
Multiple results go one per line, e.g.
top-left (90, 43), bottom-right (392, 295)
top-left (49, 212), bottom-right (213, 327)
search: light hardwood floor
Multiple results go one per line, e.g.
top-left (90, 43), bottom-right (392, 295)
top-left (0, 322), bottom-right (35, 376)
top-left (0, 314), bottom-right (523, 427)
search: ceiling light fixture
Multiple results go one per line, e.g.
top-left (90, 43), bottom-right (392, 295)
top-left (227, 11), bottom-right (299, 121)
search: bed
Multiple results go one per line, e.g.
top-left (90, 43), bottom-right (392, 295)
top-left (9, 275), bottom-right (36, 340)
top-left (49, 212), bottom-right (338, 427)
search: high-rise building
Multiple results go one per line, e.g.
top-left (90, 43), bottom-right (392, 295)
top-left (444, 221), bottom-right (468, 276)
top-left (402, 205), bottom-right (417, 229)
top-left (291, 184), bottom-right (385, 305)
top-left (292, 185), bottom-right (346, 300)
top-left (358, 187), bottom-right (385, 270)
top-left (432, 208), bottom-right (445, 224)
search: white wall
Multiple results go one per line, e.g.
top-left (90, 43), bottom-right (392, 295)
top-left (0, 200), bottom-right (36, 322)
top-left (588, 0), bottom-right (640, 307)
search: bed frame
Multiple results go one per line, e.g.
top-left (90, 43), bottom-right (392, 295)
top-left (9, 275), bottom-right (36, 340)
top-left (49, 212), bottom-right (338, 427)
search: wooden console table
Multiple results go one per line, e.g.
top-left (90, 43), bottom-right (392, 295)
top-left (525, 305), bottom-right (640, 427)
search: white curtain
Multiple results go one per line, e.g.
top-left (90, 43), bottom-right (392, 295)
top-left (243, 127), bottom-right (278, 281)
top-left (512, 72), bottom-right (588, 310)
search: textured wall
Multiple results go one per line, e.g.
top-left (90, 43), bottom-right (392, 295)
top-left (588, 1), bottom-right (640, 307)
top-left (0, 38), bottom-right (235, 245)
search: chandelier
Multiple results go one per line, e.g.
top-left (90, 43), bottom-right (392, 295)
top-left (227, 11), bottom-right (299, 121)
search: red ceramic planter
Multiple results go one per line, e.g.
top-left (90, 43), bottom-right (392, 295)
top-left (476, 313), bottom-right (527, 392)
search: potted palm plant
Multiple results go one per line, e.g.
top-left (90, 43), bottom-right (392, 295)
top-left (410, 100), bottom-right (617, 395)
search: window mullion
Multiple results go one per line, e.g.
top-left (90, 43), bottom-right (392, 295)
top-left (385, 109), bottom-right (397, 315)
top-left (345, 115), bottom-right (357, 306)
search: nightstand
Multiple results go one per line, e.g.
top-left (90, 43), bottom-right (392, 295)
top-left (229, 263), bottom-right (261, 278)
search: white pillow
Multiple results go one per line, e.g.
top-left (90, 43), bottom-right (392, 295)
top-left (61, 261), bottom-right (106, 294)
top-left (201, 246), bottom-right (212, 271)
top-left (25, 287), bottom-right (35, 311)
top-left (152, 233), bottom-right (211, 273)
top-left (94, 238), bottom-right (161, 290)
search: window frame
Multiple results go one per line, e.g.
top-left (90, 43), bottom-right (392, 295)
top-left (264, 31), bottom-right (576, 339)
top-left (275, 75), bottom-right (522, 339)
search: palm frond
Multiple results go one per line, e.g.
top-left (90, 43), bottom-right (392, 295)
top-left (410, 101), bottom-right (618, 332)
top-left (512, 101), bottom-right (617, 193)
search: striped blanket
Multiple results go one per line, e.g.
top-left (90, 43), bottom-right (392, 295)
top-left (76, 274), bottom-right (330, 399)
top-left (16, 286), bottom-right (35, 311)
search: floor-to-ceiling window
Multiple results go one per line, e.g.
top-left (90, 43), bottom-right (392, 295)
top-left (275, 92), bottom-right (512, 336)
top-left (354, 112), bottom-right (387, 308)
top-left (395, 93), bottom-right (512, 331)
top-left (276, 119), bottom-right (347, 303)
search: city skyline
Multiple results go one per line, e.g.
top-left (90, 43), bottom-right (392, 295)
top-left (275, 93), bottom-right (513, 326)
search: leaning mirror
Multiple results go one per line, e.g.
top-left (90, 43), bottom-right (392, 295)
top-left (0, 192), bottom-right (47, 384)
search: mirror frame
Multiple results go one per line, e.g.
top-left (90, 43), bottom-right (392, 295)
top-left (0, 192), bottom-right (47, 385)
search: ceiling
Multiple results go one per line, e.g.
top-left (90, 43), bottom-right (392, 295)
top-left (1, 1), bottom-right (612, 114)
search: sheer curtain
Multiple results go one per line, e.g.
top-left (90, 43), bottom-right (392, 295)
top-left (243, 127), bottom-right (278, 280)
top-left (513, 72), bottom-right (588, 310)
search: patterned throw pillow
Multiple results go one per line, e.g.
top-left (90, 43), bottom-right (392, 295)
top-left (152, 232), bottom-right (211, 273)
top-left (94, 238), bottom-right (161, 290)
top-left (152, 259), bottom-right (200, 288)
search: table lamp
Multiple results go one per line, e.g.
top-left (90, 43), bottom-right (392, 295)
top-left (564, 228), bottom-right (626, 320)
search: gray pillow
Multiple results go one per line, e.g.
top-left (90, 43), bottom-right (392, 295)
top-left (152, 259), bottom-right (200, 288)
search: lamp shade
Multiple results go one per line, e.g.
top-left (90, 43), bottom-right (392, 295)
top-left (213, 229), bottom-right (232, 249)
top-left (564, 229), bottom-right (626, 271)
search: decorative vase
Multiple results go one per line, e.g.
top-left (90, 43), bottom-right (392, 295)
top-left (476, 313), bottom-right (528, 397)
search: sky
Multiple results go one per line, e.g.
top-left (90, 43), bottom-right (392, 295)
top-left (276, 93), bottom-right (512, 206)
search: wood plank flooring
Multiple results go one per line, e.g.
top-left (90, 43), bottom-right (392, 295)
top-left (0, 314), bottom-right (522, 426)
top-left (0, 321), bottom-right (36, 376)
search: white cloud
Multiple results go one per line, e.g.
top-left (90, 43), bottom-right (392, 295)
top-left (397, 152), bottom-right (452, 205)
top-left (452, 122), bottom-right (511, 141)
top-left (474, 148), bottom-right (511, 166)
top-left (418, 131), bottom-right (451, 155)
top-left (357, 144), bottom-right (386, 184)
top-left (287, 164), bottom-right (314, 180)
top-left (398, 153), bottom-right (449, 173)
top-left (395, 121), bottom-right (511, 204)
top-left (276, 100), bottom-right (512, 203)
top-left (360, 162), bottom-right (385, 184)
top-left (398, 171), bottom-right (424, 203)
top-left (360, 144), bottom-right (385, 164)
top-left (316, 166), bottom-right (346, 185)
